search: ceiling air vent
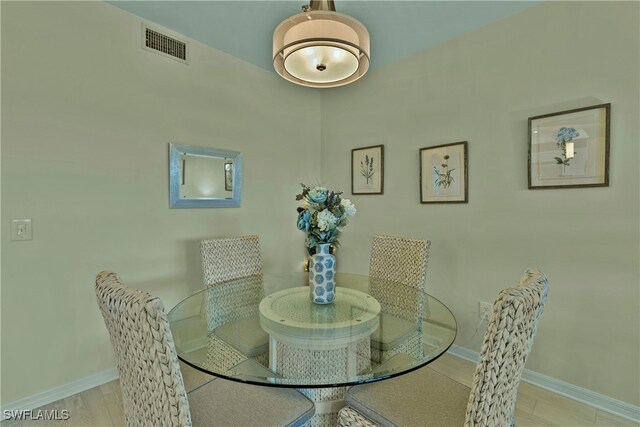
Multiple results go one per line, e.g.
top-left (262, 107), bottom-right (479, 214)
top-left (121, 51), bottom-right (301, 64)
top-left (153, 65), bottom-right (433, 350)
top-left (142, 25), bottom-right (188, 64)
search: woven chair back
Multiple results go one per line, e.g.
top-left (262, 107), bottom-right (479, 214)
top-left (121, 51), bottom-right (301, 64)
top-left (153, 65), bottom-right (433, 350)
top-left (368, 235), bottom-right (431, 322)
top-left (465, 269), bottom-right (549, 426)
top-left (202, 275), bottom-right (264, 331)
top-left (201, 235), bottom-right (262, 286)
top-left (369, 235), bottom-right (430, 290)
top-left (95, 272), bottom-right (191, 427)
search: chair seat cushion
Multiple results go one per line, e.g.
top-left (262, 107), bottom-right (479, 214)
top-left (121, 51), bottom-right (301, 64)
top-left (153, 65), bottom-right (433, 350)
top-left (188, 378), bottom-right (314, 427)
top-left (214, 313), bottom-right (269, 357)
top-left (346, 366), bottom-right (470, 427)
top-left (370, 313), bottom-right (418, 351)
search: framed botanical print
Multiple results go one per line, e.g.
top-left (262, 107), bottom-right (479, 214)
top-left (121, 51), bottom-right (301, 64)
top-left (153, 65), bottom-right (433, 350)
top-left (352, 145), bottom-right (384, 195)
top-left (528, 103), bottom-right (610, 189)
top-left (420, 141), bottom-right (468, 204)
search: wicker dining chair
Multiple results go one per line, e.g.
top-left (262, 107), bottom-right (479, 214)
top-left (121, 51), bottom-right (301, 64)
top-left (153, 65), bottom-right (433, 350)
top-left (95, 271), bottom-right (314, 427)
top-left (368, 235), bottom-right (431, 363)
top-left (337, 268), bottom-right (549, 427)
top-left (200, 236), bottom-right (269, 364)
top-left (201, 235), bottom-right (262, 285)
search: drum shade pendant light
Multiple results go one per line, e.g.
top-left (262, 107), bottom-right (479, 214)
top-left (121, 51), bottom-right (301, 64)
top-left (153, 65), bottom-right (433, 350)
top-left (273, 0), bottom-right (370, 88)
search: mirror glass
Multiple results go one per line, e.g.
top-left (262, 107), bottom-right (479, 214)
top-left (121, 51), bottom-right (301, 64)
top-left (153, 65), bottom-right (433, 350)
top-left (169, 143), bottom-right (242, 208)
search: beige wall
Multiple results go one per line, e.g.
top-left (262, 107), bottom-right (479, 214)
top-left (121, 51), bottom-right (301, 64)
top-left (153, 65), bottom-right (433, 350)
top-left (1, 1), bottom-right (320, 403)
top-left (320, 1), bottom-right (639, 405)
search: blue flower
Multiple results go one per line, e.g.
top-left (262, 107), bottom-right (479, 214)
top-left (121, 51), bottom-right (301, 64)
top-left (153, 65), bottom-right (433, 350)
top-left (297, 210), bottom-right (311, 232)
top-left (306, 187), bottom-right (328, 204)
top-left (555, 127), bottom-right (579, 144)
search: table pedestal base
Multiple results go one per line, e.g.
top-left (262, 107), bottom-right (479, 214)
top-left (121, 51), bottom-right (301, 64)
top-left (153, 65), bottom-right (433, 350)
top-left (298, 387), bottom-right (347, 427)
top-left (271, 338), bottom-right (371, 426)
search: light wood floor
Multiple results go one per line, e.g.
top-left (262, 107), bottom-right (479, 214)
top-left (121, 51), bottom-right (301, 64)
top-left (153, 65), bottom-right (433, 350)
top-left (4, 354), bottom-right (638, 427)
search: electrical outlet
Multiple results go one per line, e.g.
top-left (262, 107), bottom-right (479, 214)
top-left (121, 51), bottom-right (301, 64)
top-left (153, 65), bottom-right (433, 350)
top-left (11, 219), bottom-right (33, 241)
top-left (479, 301), bottom-right (492, 320)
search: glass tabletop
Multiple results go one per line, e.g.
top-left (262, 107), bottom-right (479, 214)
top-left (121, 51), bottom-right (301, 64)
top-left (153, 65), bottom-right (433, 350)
top-left (168, 272), bottom-right (456, 388)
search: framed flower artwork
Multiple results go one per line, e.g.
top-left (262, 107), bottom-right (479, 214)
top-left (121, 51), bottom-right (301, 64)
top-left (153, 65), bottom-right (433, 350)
top-left (528, 103), bottom-right (610, 189)
top-left (420, 141), bottom-right (468, 204)
top-left (352, 145), bottom-right (384, 195)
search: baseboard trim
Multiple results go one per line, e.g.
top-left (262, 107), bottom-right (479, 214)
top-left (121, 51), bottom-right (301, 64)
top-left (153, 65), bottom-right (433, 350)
top-left (447, 345), bottom-right (640, 423)
top-left (1, 368), bottom-right (118, 420)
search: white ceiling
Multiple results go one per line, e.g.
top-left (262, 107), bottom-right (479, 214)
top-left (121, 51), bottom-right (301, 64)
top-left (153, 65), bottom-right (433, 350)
top-left (108, 1), bottom-right (538, 72)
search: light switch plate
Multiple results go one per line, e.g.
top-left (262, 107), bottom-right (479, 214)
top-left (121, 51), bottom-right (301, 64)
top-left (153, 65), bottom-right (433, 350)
top-left (11, 219), bottom-right (33, 241)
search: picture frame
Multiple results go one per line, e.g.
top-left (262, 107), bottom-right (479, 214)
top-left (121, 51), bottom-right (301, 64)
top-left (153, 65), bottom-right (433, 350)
top-left (528, 103), bottom-right (610, 189)
top-left (351, 144), bottom-right (384, 195)
top-left (224, 161), bottom-right (233, 191)
top-left (420, 141), bottom-right (468, 204)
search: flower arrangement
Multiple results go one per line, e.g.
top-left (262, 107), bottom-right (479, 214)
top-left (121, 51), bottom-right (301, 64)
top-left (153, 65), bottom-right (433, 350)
top-left (295, 183), bottom-right (356, 254)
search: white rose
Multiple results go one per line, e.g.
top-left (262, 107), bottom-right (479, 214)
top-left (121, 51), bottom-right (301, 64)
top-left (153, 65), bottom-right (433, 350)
top-left (341, 198), bottom-right (357, 216)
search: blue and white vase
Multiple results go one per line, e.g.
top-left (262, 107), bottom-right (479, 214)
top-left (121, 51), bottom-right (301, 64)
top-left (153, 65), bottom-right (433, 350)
top-left (308, 243), bottom-right (336, 304)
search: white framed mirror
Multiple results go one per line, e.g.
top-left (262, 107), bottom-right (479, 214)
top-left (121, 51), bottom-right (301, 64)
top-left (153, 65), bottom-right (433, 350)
top-left (169, 143), bottom-right (242, 208)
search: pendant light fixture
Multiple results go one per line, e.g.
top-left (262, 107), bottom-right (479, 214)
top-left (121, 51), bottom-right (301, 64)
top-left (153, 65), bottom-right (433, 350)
top-left (273, 0), bottom-right (370, 88)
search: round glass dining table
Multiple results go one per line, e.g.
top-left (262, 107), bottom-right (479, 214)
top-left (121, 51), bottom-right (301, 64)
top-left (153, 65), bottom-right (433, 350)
top-left (167, 272), bottom-right (457, 389)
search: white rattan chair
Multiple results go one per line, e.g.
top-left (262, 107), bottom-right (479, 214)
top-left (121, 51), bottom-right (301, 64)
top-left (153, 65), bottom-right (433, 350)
top-left (368, 235), bottom-right (431, 363)
top-left (337, 269), bottom-right (549, 427)
top-left (95, 271), bottom-right (314, 427)
top-left (200, 236), bottom-right (269, 363)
